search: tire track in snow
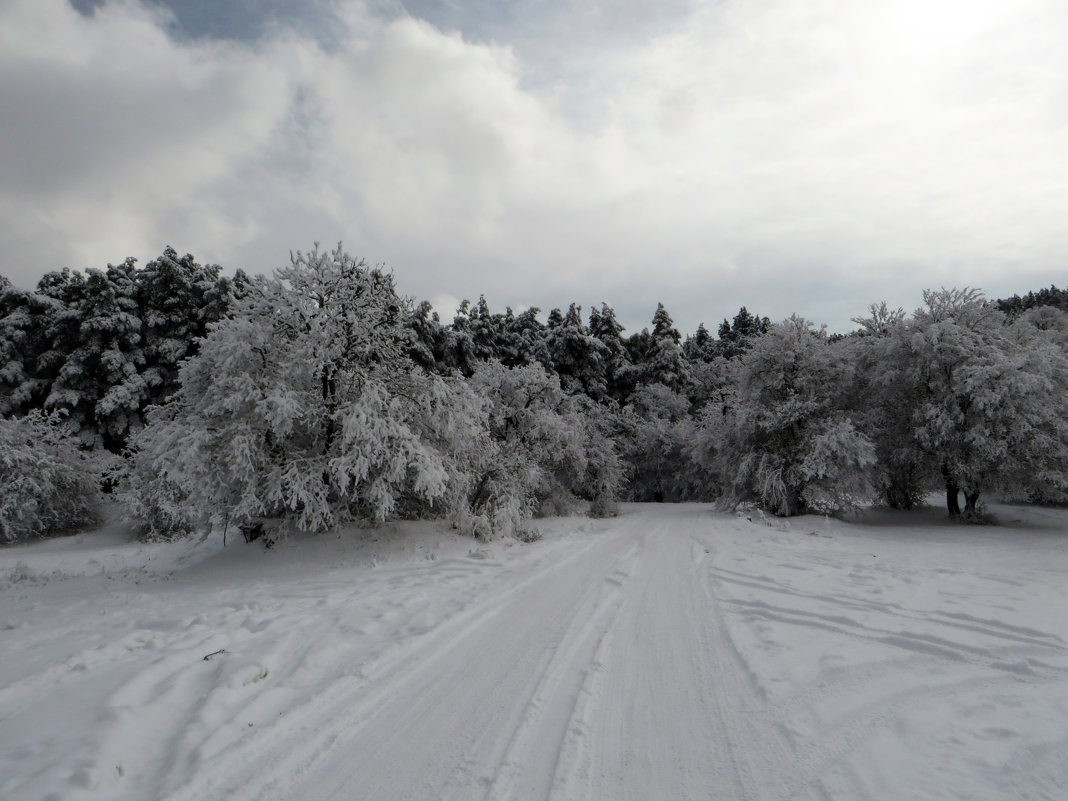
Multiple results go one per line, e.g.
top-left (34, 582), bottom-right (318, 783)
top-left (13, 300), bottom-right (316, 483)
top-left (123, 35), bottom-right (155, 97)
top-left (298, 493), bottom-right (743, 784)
top-left (554, 506), bottom-right (795, 801)
top-left (470, 528), bottom-right (646, 801)
top-left (702, 514), bottom-right (1068, 801)
top-left (5, 533), bottom-right (604, 801)
top-left (154, 523), bottom-right (635, 801)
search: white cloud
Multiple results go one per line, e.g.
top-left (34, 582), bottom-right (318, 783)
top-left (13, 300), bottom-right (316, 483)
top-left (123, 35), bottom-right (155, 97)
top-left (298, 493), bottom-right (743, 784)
top-left (1, 0), bottom-right (1066, 333)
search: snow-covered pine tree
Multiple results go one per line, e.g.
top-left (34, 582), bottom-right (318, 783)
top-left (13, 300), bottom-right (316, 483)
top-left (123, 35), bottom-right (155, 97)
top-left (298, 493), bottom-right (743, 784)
top-left (646, 308), bottom-right (689, 393)
top-left (588, 303), bottom-right (631, 401)
top-left (504, 306), bottom-right (549, 369)
top-left (717, 306), bottom-right (771, 359)
top-left (135, 247), bottom-right (230, 410)
top-left (44, 260), bottom-right (146, 450)
top-left (618, 304), bottom-right (688, 396)
top-left (406, 300), bottom-right (450, 373)
top-left (546, 303), bottom-right (609, 400)
top-left (468, 296), bottom-right (505, 363)
top-left (682, 322), bottom-right (716, 363)
top-left (0, 282), bottom-right (60, 416)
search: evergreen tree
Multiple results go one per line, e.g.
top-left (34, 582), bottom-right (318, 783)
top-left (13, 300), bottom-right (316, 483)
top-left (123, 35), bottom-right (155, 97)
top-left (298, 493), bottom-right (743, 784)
top-left (717, 306), bottom-right (770, 359)
top-left (44, 260), bottom-right (146, 450)
top-left (546, 303), bottom-right (609, 400)
top-left (468, 295), bottom-right (503, 363)
top-left (406, 300), bottom-right (449, 373)
top-left (0, 283), bottom-right (59, 416)
top-left (996, 285), bottom-right (1068, 319)
top-left (135, 247), bottom-right (230, 409)
top-left (683, 322), bottom-right (716, 363)
top-left (588, 303), bottom-right (631, 401)
top-left (645, 304), bottom-right (689, 392)
top-left (619, 304), bottom-right (688, 393)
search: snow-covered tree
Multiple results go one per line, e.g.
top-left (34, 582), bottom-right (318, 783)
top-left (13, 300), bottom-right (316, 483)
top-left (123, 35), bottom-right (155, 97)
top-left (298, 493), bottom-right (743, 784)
top-left (618, 304), bottom-right (688, 396)
top-left (129, 245), bottom-right (472, 538)
top-left (682, 322), bottom-right (717, 363)
top-left (0, 412), bottom-right (103, 542)
top-left (0, 284), bottom-right (59, 416)
top-left (907, 288), bottom-right (1068, 517)
top-left (717, 306), bottom-right (771, 359)
top-left (503, 306), bottom-right (549, 369)
top-left (846, 302), bottom-right (933, 509)
top-left (546, 303), bottom-right (609, 400)
top-left (588, 303), bottom-right (631, 400)
top-left (2, 251), bottom-right (231, 452)
top-left (135, 247), bottom-right (230, 409)
top-left (43, 260), bottom-right (146, 450)
top-left (466, 361), bottom-right (622, 535)
top-left (619, 383), bottom-right (702, 502)
top-left (713, 315), bottom-right (876, 516)
top-left (406, 300), bottom-right (450, 373)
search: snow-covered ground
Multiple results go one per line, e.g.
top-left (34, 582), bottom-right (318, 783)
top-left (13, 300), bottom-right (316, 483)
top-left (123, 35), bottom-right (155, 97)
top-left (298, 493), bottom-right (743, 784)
top-left (2, 503), bottom-right (1066, 801)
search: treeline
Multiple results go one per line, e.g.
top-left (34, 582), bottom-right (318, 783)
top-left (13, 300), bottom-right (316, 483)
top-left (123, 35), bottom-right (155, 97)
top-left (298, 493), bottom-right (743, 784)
top-left (1, 245), bottom-right (1066, 543)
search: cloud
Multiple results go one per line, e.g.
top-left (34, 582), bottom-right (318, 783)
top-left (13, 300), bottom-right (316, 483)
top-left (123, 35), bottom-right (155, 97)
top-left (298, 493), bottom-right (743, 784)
top-left (1, 0), bottom-right (1066, 334)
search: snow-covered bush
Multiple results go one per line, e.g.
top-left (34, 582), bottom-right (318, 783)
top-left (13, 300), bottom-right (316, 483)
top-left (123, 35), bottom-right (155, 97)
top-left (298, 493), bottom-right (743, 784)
top-left (128, 245), bottom-right (471, 539)
top-left (619, 383), bottom-right (704, 502)
top-left (0, 413), bottom-right (102, 542)
top-left (464, 362), bottom-right (622, 537)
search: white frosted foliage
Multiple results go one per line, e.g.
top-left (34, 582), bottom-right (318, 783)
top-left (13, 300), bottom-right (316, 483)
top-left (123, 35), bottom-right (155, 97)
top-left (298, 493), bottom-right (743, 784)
top-left (128, 245), bottom-right (467, 537)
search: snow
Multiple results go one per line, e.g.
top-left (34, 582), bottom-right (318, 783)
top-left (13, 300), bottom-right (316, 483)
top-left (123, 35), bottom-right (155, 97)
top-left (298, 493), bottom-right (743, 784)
top-left (2, 503), bottom-right (1067, 800)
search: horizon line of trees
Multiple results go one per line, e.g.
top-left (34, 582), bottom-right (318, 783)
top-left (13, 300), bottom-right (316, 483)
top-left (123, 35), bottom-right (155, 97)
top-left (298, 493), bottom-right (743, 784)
top-left (2, 245), bottom-right (1066, 543)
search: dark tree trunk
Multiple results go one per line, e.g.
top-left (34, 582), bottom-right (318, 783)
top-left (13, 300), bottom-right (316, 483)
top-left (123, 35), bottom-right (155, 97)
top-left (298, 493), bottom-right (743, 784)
top-left (964, 491), bottom-right (981, 518)
top-left (942, 465), bottom-right (961, 517)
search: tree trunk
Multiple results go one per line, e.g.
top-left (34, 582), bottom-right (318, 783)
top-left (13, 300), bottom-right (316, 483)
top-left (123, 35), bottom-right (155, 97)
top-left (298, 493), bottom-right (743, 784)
top-left (942, 465), bottom-right (961, 517)
top-left (964, 490), bottom-right (981, 519)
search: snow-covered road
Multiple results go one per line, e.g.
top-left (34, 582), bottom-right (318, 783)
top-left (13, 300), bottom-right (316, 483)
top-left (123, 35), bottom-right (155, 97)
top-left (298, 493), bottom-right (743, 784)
top-left (2, 504), bottom-right (1067, 800)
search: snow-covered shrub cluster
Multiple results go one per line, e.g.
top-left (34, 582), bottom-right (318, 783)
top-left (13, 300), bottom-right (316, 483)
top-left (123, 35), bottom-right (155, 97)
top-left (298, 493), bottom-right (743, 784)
top-left (0, 413), bottom-right (102, 542)
top-left (126, 247), bottom-right (620, 541)
top-left (3, 242), bottom-right (1067, 540)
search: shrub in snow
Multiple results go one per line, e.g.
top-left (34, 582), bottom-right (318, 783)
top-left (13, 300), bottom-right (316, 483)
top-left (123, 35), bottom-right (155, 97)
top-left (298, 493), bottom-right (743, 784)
top-left (463, 362), bottom-right (622, 537)
top-left (0, 413), bottom-right (102, 542)
top-left (619, 383), bottom-right (704, 502)
top-left (128, 245), bottom-right (474, 539)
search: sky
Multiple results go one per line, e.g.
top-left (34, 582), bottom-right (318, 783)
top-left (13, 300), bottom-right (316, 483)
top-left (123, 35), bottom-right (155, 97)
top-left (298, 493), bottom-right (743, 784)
top-left (2, 0), bottom-right (1066, 335)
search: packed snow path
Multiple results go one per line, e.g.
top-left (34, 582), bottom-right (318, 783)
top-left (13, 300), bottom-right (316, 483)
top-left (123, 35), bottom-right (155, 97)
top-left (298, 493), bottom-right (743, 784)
top-left (2, 505), bottom-right (1067, 800)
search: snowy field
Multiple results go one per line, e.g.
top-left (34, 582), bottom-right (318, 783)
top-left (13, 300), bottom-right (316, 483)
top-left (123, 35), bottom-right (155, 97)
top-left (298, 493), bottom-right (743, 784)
top-left (2, 503), bottom-right (1067, 801)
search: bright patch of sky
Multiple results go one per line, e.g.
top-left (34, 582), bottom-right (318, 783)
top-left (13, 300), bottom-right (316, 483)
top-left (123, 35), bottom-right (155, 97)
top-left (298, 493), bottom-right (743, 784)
top-left (4, 0), bottom-right (1067, 333)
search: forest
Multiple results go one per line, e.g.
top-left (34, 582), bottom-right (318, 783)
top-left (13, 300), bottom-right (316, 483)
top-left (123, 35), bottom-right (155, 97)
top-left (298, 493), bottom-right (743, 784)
top-left (2, 245), bottom-right (1067, 543)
